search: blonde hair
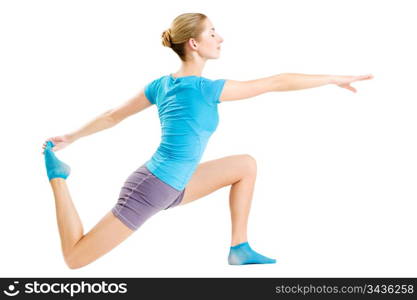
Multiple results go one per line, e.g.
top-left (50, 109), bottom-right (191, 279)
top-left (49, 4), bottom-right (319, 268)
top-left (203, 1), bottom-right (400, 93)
top-left (161, 13), bottom-right (207, 61)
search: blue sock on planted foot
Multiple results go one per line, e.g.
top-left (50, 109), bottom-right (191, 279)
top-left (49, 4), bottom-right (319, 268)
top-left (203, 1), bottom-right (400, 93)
top-left (228, 241), bottom-right (276, 265)
top-left (43, 141), bottom-right (71, 181)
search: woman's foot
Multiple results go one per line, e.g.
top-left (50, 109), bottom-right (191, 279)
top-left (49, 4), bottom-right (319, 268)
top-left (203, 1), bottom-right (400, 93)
top-left (43, 141), bottom-right (71, 181)
top-left (228, 241), bottom-right (276, 265)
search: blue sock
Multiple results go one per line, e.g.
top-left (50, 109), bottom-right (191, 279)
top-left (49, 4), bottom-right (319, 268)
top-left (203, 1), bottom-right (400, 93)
top-left (43, 141), bottom-right (71, 181)
top-left (228, 241), bottom-right (276, 265)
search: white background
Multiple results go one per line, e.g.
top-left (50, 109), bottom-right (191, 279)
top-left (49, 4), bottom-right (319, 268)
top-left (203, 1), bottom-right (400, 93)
top-left (1, 0), bottom-right (416, 277)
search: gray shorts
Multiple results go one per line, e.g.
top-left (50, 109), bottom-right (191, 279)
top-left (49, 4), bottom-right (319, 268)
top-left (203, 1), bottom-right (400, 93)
top-left (111, 163), bottom-right (185, 231)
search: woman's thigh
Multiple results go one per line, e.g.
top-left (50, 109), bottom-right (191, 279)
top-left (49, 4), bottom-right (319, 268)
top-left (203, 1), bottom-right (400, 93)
top-left (112, 164), bottom-right (185, 230)
top-left (65, 211), bottom-right (134, 269)
top-left (178, 154), bottom-right (257, 206)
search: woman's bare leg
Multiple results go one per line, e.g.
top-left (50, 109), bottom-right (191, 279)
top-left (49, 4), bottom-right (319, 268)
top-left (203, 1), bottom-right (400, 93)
top-left (178, 154), bottom-right (257, 246)
top-left (50, 178), bottom-right (134, 269)
top-left (229, 170), bottom-right (256, 246)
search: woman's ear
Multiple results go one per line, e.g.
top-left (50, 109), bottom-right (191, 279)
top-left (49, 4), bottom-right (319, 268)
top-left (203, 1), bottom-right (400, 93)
top-left (188, 38), bottom-right (198, 50)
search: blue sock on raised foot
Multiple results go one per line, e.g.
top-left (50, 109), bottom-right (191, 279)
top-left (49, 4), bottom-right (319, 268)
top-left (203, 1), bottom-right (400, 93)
top-left (228, 241), bottom-right (276, 265)
top-left (43, 141), bottom-right (71, 181)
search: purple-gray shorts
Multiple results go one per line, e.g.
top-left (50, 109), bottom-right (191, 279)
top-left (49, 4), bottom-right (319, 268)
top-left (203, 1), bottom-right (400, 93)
top-left (111, 163), bottom-right (185, 231)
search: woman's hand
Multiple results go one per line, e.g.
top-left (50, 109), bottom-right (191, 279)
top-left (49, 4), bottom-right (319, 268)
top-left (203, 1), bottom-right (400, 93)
top-left (333, 74), bottom-right (374, 93)
top-left (42, 134), bottom-right (74, 154)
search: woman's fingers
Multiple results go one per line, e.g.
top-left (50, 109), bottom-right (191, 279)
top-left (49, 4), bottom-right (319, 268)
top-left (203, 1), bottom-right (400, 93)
top-left (42, 139), bottom-right (54, 152)
top-left (347, 85), bottom-right (357, 93)
top-left (338, 83), bottom-right (357, 93)
top-left (335, 74), bottom-right (373, 93)
top-left (357, 74), bottom-right (374, 81)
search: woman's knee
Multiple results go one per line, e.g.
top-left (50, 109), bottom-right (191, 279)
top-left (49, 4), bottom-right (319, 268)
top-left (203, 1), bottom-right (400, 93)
top-left (238, 154), bottom-right (257, 177)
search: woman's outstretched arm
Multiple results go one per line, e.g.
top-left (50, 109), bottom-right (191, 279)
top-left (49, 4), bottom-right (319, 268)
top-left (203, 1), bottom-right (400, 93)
top-left (219, 73), bottom-right (374, 102)
top-left (67, 89), bottom-right (152, 142)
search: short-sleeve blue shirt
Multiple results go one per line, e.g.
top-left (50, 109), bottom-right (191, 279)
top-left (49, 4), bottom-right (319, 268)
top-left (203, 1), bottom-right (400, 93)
top-left (143, 74), bottom-right (226, 191)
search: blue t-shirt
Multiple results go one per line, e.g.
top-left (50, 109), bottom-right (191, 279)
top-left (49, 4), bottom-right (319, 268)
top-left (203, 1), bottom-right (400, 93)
top-left (143, 74), bottom-right (226, 191)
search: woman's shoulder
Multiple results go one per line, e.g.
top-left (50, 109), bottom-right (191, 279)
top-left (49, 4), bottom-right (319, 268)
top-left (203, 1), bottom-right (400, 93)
top-left (147, 74), bottom-right (224, 90)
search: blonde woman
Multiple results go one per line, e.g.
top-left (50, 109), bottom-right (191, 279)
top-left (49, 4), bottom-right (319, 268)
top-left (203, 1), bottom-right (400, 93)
top-left (42, 12), bottom-right (374, 269)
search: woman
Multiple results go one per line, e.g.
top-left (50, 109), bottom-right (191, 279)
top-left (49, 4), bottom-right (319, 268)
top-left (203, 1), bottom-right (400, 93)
top-left (42, 13), bottom-right (373, 269)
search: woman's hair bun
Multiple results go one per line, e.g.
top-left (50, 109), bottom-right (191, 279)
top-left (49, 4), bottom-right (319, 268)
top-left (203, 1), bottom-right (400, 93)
top-left (161, 28), bottom-right (172, 47)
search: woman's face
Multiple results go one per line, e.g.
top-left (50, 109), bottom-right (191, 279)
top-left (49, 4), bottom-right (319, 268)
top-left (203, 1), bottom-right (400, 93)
top-left (191, 18), bottom-right (224, 59)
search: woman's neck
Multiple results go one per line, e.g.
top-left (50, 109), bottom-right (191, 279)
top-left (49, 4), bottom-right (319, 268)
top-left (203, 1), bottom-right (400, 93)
top-left (173, 57), bottom-right (207, 77)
